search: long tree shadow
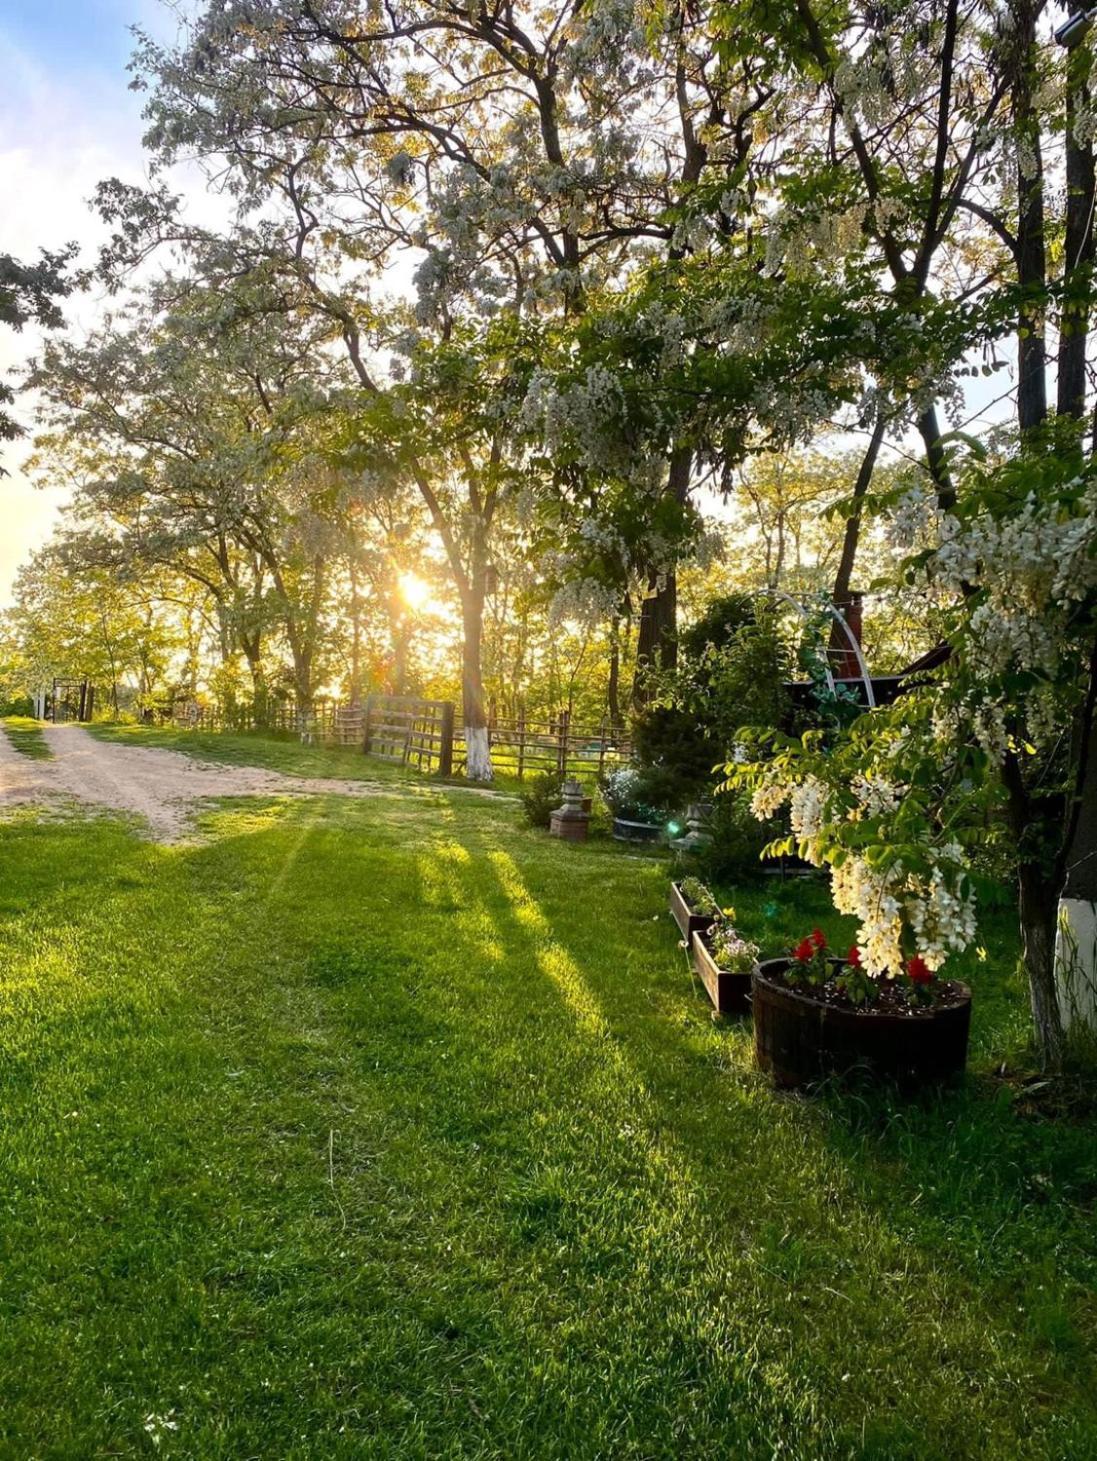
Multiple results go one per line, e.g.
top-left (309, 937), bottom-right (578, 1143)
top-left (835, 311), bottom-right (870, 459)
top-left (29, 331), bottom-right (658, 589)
top-left (3, 798), bottom-right (1096, 1458)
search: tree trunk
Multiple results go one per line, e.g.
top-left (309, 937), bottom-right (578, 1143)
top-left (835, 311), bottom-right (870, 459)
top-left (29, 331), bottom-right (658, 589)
top-left (1059, 35), bottom-right (1095, 422)
top-left (1056, 638), bottom-right (1097, 1036)
top-left (633, 571), bottom-right (677, 709)
top-left (831, 416), bottom-right (887, 606)
top-left (1012, 0), bottom-right (1048, 435)
top-left (607, 618), bottom-right (623, 729)
top-left (1003, 742), bottom-right (1065, 1069)
top-left (633, 445), bottom-right (691, 708)
top-left (461, 576), bottom-right (492, 781)
top-left (241, 634), bottom-right (267, 727)
top-left (1020, 862), bottom-right (1065, 1071)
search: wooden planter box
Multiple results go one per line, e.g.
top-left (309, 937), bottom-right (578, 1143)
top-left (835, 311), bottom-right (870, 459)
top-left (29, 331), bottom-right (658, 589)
top-left (690, 930), bottom-right (754, 1015)
top-left (752, 958), bottom-right (972, 1089)
top-left (669, 881), bottom-right (718, 942)
top-left (612, 815), bottom-right (662, 844)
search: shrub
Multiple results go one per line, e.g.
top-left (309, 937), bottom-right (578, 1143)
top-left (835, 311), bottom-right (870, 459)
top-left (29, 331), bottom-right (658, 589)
top-left (601, 765), bottom-right (680, 822)
top-left (520, 771), bottom-right (563, 829)
top-left (693, 791), bottom-right (774, 885)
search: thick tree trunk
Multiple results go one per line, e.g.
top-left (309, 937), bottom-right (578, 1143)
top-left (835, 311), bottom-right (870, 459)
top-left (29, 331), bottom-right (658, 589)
top-left (1003, 743), bottom-right (1065, 1069)
top-left (1020, 862), bottom-right (1065, 1071)
top-left (633, 570), bottom-right (678, 710)
top-left (461, 577), bottom-right (492, 782)
top-left (1013, 0), bottom-right (1048, 435)
top-left (633, 446), bottom-right (691, 709)
top-left (241, 634), bottom-right (267, 726)
top-left (1059, 37), bottom-right (1095, 422)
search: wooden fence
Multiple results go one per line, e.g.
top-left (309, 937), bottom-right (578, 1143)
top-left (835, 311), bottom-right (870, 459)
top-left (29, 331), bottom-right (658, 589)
top-left (471, 707), bottom-right (631, 782)
top-left (171, 693), bottom-right (630, 782)
top-left (363, 694), bottom-right (454, 775)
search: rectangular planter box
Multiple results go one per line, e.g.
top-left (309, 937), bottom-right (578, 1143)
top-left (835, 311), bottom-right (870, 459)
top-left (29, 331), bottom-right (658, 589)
top-left (669, 881), bottom-right (718, 942)
top-left (690, 929), bottom-right (754, 1015)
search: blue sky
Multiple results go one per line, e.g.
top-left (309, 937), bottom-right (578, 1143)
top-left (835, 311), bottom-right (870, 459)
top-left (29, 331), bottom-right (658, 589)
top-left (0, 1), bottom-right (177, 600)
top-left (2, 0), bottom-right (149, 72)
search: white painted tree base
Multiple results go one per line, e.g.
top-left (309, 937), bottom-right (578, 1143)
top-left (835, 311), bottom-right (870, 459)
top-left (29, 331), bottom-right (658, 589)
top-left (464, 724), bottom-right (493, 782)
top-left (1054, 898), bottom-right (1097, 1035)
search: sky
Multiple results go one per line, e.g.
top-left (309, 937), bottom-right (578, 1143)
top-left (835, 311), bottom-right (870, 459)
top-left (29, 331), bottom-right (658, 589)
top-left (0, 0), bottom-right (182, 603)
top-left (0, 1), bottom-right (1019, 610)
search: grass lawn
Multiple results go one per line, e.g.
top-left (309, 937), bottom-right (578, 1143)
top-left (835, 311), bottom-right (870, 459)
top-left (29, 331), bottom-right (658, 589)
top-left (3, 714), bottom-right (52, 759)
top-left (1, 728), bottom-right (1095, 1458)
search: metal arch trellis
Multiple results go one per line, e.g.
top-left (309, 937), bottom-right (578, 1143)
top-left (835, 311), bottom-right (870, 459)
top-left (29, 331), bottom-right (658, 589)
top-left (758, 589), bottom-right (877, 710)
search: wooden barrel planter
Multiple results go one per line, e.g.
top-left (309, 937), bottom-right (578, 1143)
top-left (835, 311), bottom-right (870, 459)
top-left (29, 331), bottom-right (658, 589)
top-left (669, 881), bottom-right (718, 942)
top-left (690, 930), bottom-right (754, 1015)
top-left (752, 958), bottom-right (972, 1088)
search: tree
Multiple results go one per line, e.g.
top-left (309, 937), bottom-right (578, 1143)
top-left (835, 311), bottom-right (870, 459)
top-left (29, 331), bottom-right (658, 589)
top-left (31, 281), bottom-right (348, 721)
top-left (0, 247), bottom-right (77, 453)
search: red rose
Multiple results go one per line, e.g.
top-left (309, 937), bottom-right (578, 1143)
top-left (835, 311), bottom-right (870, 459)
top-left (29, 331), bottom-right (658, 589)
top-left (811, 928), bottom-right (826, 950)
top-left (847, 945), bottom-right (862, 968)
top-left (793, 938), bottom-right (815, 962)
top-left (906, 955), bottom-right (933, 985)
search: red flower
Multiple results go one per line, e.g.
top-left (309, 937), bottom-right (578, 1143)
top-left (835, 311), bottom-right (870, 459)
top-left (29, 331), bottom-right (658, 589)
top-left (811, 928), bottom-right (827, 950)
top-left (906, 955), bottom-right (933, 985)
top-left (793, 938), bottom-right (816, 963)
top-left (847, 945), bottom-right (862, 968)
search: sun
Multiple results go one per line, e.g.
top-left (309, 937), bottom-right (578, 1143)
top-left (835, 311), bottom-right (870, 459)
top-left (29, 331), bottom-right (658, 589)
top-left (398, 571), bottom-right (431, 611)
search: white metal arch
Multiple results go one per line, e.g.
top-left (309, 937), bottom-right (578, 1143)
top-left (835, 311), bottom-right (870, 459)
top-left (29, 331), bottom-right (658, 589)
top-left (758, 589), bottom-right (876, 710)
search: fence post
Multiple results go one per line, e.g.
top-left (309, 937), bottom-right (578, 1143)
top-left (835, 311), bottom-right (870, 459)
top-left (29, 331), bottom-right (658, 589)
top-left (598, 714), bottom-right (607, 781)
top-left (557, 707), bottom-right (569, 778)
top-left (438, 701), bottom-right (455, 777)
top-left (517, 702), bottom-right (526, 781)
top-left (363, 693), bottom-right (373, 755)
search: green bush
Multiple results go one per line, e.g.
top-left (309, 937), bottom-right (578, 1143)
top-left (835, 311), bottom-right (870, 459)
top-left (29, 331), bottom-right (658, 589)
top-left (520, 771), bottom-right (563, 829)
top-left (692, 791), bottom-right (774, 886)
top-left (601, 764), bottom-right (683, 822)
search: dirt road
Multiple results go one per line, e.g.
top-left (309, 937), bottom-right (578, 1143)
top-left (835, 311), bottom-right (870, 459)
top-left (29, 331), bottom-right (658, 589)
top-left (0, 724), bottom-right (398, 843)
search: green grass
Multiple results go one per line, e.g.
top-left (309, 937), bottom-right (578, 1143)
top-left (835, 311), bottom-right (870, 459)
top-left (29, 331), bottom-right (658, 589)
top-left (1, 730), bottom-right (1095, 1457)
top-left (3, 714), bottom-right (52, 759)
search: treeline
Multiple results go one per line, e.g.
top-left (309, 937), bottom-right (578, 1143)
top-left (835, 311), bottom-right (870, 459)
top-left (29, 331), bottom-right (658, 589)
top-left (2, 0), bottom-right (1090, 787)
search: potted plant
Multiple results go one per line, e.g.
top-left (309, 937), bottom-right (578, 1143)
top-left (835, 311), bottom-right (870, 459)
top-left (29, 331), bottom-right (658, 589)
top-left (690, 916), bottom-right (760, 1015)
top-left (602, 767), bottom-right (671, 843)
top-left (752, 931), bottom-right (972, 1088)
top-left (669, 875), bottom-right (721, 941)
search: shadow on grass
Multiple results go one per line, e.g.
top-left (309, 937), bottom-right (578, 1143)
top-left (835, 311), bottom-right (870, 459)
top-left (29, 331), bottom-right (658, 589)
top-left (1, 801), bottom-right (1095, 1458)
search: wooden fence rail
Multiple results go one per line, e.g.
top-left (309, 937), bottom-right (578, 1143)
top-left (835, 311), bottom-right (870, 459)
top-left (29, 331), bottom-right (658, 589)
top-left (170, 693), bottom-right (630, 782)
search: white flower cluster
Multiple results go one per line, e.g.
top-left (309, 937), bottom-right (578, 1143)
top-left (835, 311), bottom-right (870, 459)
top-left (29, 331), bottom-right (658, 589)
top-left (789, 776), bottom-right (828, 840)
top-left (885, 486), bottom-right (938, 551)
top-left (829, 851), bottom-right (975, 977)
top-left (905, 855), bottom-right (978, 971)
top-left (749, 773), bottom-right (789, 821)
top-left (831, 854), bottom-right (905, 976)
top-left (850, 773), bottom-right (901, 818)
top-left (744, 764), bottom-right (975, 977)
top-left (929, 486), bottom-right (1097, 684)
top-left (549, 576), bottom-right (622, 627)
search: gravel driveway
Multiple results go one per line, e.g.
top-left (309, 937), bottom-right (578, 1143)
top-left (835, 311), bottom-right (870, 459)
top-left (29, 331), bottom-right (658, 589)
top-left (0, 724), bottom-right (398, 843)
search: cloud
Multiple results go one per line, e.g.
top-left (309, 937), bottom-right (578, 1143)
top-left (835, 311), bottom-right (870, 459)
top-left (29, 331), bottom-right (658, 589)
top-left (0, 3), bottom-right (186, 602)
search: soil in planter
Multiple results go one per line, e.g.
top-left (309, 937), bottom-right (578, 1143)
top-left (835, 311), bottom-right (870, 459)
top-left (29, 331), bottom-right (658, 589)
top-left (764, 965), bottom-right (970, 1016)
top-left (753, 958), bottom-right (972, 1088)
